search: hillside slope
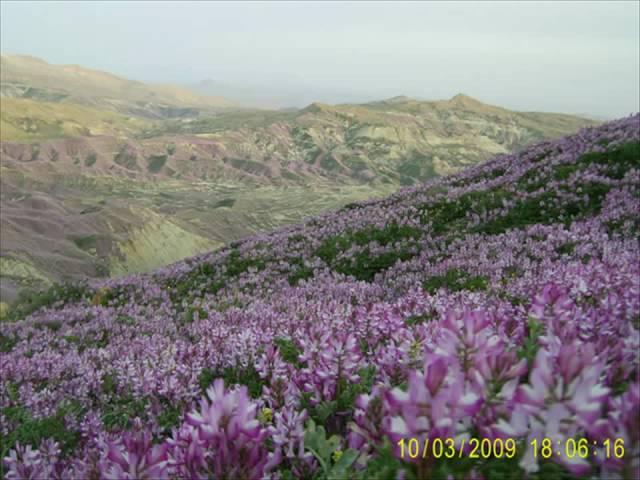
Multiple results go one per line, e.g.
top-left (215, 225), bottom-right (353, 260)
top-left (0, 90), bottom-right (597, 302)
top-left (0, 54), bottom-right (237, 119)
top-left (1, 115), bottom-right (638, 479)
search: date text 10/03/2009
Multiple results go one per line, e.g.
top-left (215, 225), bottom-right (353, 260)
top-left (396, 437), bottom-right (625, 460)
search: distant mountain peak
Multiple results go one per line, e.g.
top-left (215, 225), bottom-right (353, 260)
top-left (1, 53), bottom-right (48, 64)
top-left (448, 93), bottom-right (485, 107)
top-left (300, 101), bottom-right (333, 113)
top-left (385, 95), bottom-right (414, 104)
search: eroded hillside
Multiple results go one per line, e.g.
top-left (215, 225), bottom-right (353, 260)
top-left (0, 57), bottom-right (599, 302)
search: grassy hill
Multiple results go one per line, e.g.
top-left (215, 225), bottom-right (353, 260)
top-left (1, 114), bottom-right (638, 479)
top-left (0, 98), bottom-right (154, 141)
top-left (0, 54), bottom-right (238, 118)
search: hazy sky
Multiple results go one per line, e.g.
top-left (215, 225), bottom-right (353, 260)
top-left (1, 1), bottom-right (639, 117)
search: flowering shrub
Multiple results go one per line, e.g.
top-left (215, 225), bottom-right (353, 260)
top-left (2, 114), bottom-right (639, 478)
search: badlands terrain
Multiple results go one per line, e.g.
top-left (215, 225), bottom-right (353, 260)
top-left (0, 54), bottom-right (598, 305)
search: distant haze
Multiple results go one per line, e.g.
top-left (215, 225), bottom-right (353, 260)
top-left (1, 1), bottom-right (638, 118)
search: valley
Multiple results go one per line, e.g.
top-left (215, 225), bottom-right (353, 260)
top-left (0, 54), bottom-right (598, 304)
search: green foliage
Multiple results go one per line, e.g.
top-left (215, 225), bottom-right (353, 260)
top-left (230, 158), bottom-right (272, 175)
top-left (578, 141), bottom-right (640, 180)
top-left (102, 395), bottom-right (148, 431)
top-left (553, 164), bottom-right (579, 181)
top-left (181, 305), bottom-right (208, 324)
top-left (287, 257), bottom-right (315, 286)
top-left (147, 154), bottom-right (168, 173)
top-left (198, 368), bottom-right (217, 392)
top-left (84, 151), bottom-right (98, 166)
top-left (320, 155), bottom-right (340, 171)
top-left (157, 400), bottom-right (183, 433)
top-left (0, 333), bottom-right (19, 352)
top-left (6, 282), bottom-right (91, 322)
top-left (337, 366), bottom-right (376, 412)
top-left (63, 329), bottom-right (110, 353)
top-left (339, 202), bottom-right (365, 212)
top-left (353, 441), bottom-right (414, 480)
top-left (166, 143), bottom-right (176, 155)
top-left (304, 420), bottom-right (360, 480)
top-left (225, 249), bottom-right (268, 277)
top-left (451, 166), bottom-right (506, 188)
top-left (518, 317), bottom-right (545, 370)
top-left (555, 241), bottom-right (577, 256)
top-left (476, 455), bottom-right (525, 480)
top-left (288, 265), bottom-right (315, 286)
top-left (420, 188), bottom-right (511, 234)
top-left (116, 314), bottom-right (136, 326)
top-left (167, 249), bottom-right (269, 305)
top-left (336, 249), bottom-right (415, 282)
top-left (273, 337), bottom-right (302, 366)
top-left (423, 269), bottom-right (489, 294)
top-left (212, 198), bottom-right (236, 209)
top-left (605, 215), bottom-right (640, 239)
top-left (476, 181), bottom-right (611, 235)
top-left (305, 367), bottom-right (376, 436)
top-left (30, 144), bottom-right (40, 161)
top-left (517, 168), bottom-right (547, 192)
top-left (101, 371), bottom-right (118, 395)
top-left (398, 154), bottom-right (436, 181)
top-left (113, 147), bottom-right (138, 170)
top-left (517, 142), bottom-right (639, 195)
top-left (405, 310), bottom-right (438, 326)
top-left (0, 401), bottom-right (82, 459)
top-left (316, 223), bottom-right (421, 281)
top-left (70, 234), bottom-right (100, 251)
top-left (198, 361), bottom-right (265, 398)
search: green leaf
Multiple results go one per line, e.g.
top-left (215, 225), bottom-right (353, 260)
top-left (329, 449), bottom-right (359, 478)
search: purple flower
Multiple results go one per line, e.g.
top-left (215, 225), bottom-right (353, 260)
top-left (100, 430), bottom-right (169, 480)
top-left (167, 378), bottom-right (269, 479)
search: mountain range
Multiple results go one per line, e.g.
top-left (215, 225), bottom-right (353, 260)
top-left (0, 54), bottom-right (599, 304)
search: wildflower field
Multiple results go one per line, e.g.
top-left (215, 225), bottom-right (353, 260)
top-left (1, 115), bottom-right (639, 479)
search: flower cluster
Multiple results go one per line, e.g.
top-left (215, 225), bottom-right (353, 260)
top-left (2, 114), bottom-right (639, 479)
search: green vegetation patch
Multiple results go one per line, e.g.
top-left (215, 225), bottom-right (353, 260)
top-left (316, 223), bottom-right (422, 281)
top-left (605, 215), bottom-right (640, 239)
top-left (147, 154), bottom-right (168, 173)
top-left (230, 158), bottom-right (272, 176)
top-left (578, 141), bottom-right (640, 180)
top-left (1, 402), bottom-right (82, 459)
top-left (555, 241), bottom-right (577, 256)
top-left (102, 395), bottom-right (148, 431)
top-left (423, 268), bottom-right (489, 294)
top-left (451, 166), bottom-right (506, 188)
top-left (0, 333), bottom-right (19, 353)
top-left (5, 282), bottom-right (91, 322)
top-left (213, 198), bottom-right (236, 209)
top-left (273, 337), bottom-right (303, 366)
top-left (320, 155), bottom-right (340, 171)
top-left (198, 361), bottom-right (265, 398)
top-left (476, 182), bottom-right (611, 235)
top-left (69, 234), bottom-right (104, 252)
top-left (166, 249), bottom-right (270, 304)
top-left (517, 141), bottom-right (639, 192)
top-left (84, 152), bottom-right (98, 167)
top-left (398, 154), bottom-right (437, 181)
top-left (287, 257), bottom-right (315, 286)
top-left (113, 147), bottom-right (138, 170)
top-left (419, 188), bottom-right (511, 234)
